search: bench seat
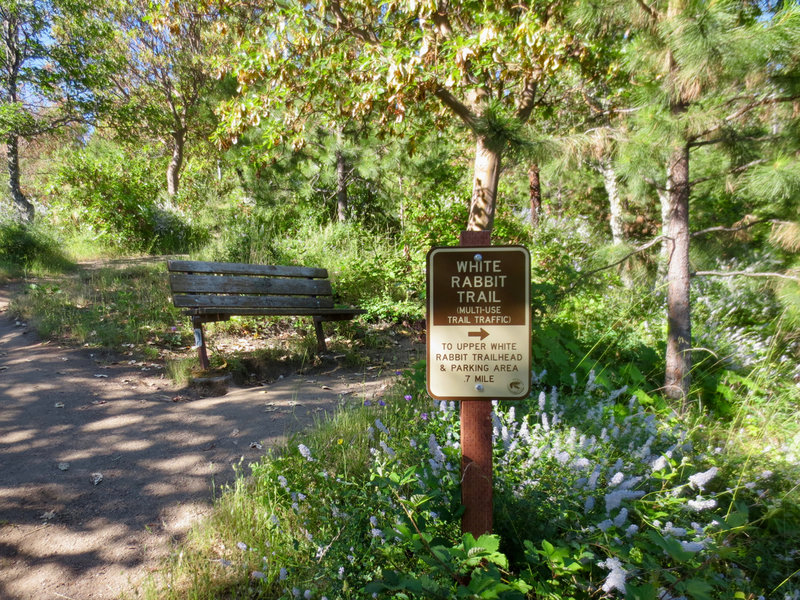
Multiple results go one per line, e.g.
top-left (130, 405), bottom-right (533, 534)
top-left (167, 260), bottom-right (365, 369)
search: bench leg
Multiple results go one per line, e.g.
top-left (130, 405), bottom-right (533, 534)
top-left (192, 316), bottom-right (210, 370)
top-left (313, 317), bottom-right (327, 353)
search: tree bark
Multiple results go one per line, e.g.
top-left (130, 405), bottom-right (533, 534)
top-left (600, 160), bottom-right (625, 245)
top-left (467, 135), bottom-right (502, 231)
top-left (656, 183), bottom-right (670, 281)
top-left (6, 134), bottom-right (34, 221)
top-left (3, 12), bottom-right (33, 221)
top-left (528, 162), bottom-right (541, 228)
top-left (166, 129), bottom-right (186, 196)
top-left (336, 149), bottom-right (348, 222)
top-left (664, 144), bottom-right (692, 405)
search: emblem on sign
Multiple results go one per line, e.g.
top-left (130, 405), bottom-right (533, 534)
top-left (426, 246), bottom-right (531, 400)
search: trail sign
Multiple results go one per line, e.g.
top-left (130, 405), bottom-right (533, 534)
top-left (427, 246), bottom-right (531, 400)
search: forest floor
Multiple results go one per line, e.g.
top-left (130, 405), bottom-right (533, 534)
top-left (0, 274), bottom-right (424, 600)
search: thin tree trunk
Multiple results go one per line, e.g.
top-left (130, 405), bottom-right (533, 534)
top-left (467, 135), bottom-right (502, 231)
top-left (6, 134), bottom-right (33, 221)
top-left (336, 149), bottom-right (347, 223)
top-left (166, 129), bottom-right (186, 196)
top-left (664, 144), bottom-right (692, 405)
top-left (528, 162), bottom-right (541, 228)
top-left (3, 13), bottom-right (33, 222)
top-left (600, 160), bottom-right (625, 245)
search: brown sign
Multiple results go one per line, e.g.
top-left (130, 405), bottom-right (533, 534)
top-left (426, 246), bottom-right (531, 400)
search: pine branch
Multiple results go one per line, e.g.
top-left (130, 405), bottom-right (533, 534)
top-left (688, 159), bottom-right (767, 187)
top-left (692, 270), bottom-right (800, 283)
top-left (690, 94), bottom-right (800, 142)
top-left (690, 218), bottom-right (780, 238)
top-left (570, 236), bottom-right (666, 287)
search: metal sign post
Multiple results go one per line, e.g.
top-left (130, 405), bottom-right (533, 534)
top-left (426, 231), bottom-right (531, 536)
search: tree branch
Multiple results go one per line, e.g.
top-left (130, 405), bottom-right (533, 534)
top-left (329, 0), bottom-right (379, 44)
top-left (693, 270), bottom-right (800, 283)
top-left (688, 158), bottom-right (767, 187)
top-left (570, 236), bottom-right (666, 287)
top-left (515, 77), bottom-right (538, 123)
top-left (433, 86), bottom-right (479, 131)
top-left (690, 217), bottom-right (778, 238)
top-left (635, 0), bottom-right (660, 20)
top-left (690, 94), bottom-right (800, 142)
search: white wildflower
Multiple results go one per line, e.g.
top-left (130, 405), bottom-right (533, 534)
top-left (379, 440), bottom-right (396, 458)
top-left (605, 489), bottom-right (645, 512)
top-left (613, 508), bottom-right (628, 528)
top-left (428, 434), bottom-right (446, 464)
top-left (598, 557), bottom-right (627, 594)
top-left (572, 457), bottom-right (591, 471)
top-left (598, 518), bottom-right (614, 531)
top-left (687, 497), bottom-right (717, 512)
top-left (588, 467), bottom-right (602, 490)
top-left (298, 444), bottom-right (313, 461)
top-left (609, 472), bottom-right (625, 487)
top-left (375, 419), bottom-right (390, 436)
top-left (608, 385), bottom-right (628, 402)
top-left (651, 456), bottom-right (669, 472)
top-left (662, 522), bottom-right (686, 537)
top-left (689, 466), bottom-right (718, 490)
top-left (679, 539), bottom-right (707, 552)
top-left (619, 476), bottom-right (642, 490)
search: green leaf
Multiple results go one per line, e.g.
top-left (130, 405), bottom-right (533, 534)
top-left (684, 578), bottom-right (714, 600)
top-left (626, 583), bottom-right (658, 600)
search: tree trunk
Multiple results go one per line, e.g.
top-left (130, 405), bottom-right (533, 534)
top-left (166, 129), bottom-right (186, 196)
top-left (6, 134), bottom-right (34, 221)
top-left (467, 135), bottom-right (502, 231)
top-left (336, 149), bottom-right (347, 223)
top-left (656, 183), bottom-right (670, 281)
top-left (528, 162), bottom-right (541, 228)
top-left (664, 144), bottom-right (692, 405)
top-left (600, 160), bottom-right (625, 245)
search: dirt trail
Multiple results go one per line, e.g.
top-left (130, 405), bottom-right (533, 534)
top-left (0, 288), bottom-right (410, 600)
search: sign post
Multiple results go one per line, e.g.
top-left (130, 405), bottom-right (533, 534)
top-left (426, 232), bottom-right (531, 535)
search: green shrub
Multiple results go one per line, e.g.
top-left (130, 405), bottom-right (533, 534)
top-left (47, 142), bottom-right (205, 254)
top-left (0, 219), bottom-right (74, 275)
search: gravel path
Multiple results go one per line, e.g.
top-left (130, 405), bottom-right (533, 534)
top-left (0, 289), bottom-right (402, 599)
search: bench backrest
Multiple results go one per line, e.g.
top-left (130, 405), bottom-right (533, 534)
top-left (167, 260), bottom-right (335, 310)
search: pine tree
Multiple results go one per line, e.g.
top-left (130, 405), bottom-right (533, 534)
top-left (609, 0), bottom-right (800, 405)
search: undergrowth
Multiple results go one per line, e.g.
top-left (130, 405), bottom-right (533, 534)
top-left (140, 365), bottom-right (800, 600)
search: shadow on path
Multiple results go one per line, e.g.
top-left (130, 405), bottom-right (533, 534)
top-left (0, 292), bottom-right (395, 600)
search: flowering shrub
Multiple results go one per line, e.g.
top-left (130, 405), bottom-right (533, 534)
top-left (181, 368), bottom-right (799, 600)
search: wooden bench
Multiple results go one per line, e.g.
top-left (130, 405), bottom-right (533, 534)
top-left (167, 260), bottom-right (365, 369)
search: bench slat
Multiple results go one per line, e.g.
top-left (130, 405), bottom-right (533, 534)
top-left (168, 260), bottom-right (328, 279)
top-left (172, 294), bottom-right (335, 309)
top-left (169, 274), bottom-right (333, 296)
top-left (180, 307), bottom-right (364, 319)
